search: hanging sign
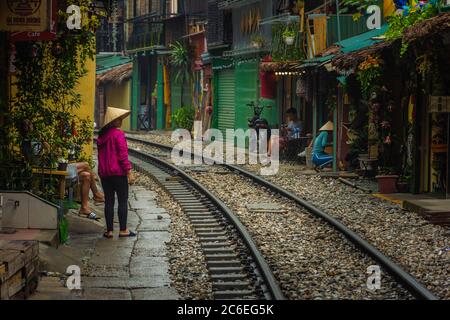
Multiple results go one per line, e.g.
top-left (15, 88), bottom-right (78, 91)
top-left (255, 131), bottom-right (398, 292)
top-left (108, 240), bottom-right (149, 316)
top-left (10, 0), bottom-right (57, 41)
top-left (0, 0), bottom-right (49, 32)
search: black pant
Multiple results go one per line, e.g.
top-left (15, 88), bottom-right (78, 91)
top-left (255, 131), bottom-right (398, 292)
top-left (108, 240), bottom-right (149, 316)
top-left (101, 176), bottom-right (129, 232)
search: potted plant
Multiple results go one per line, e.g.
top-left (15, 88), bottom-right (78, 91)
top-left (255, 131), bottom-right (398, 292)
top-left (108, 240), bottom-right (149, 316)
top-left (57, 157), bottom-right (68, 171)
top-left (250, 33), bottom-right (265, 48)
top-left (397, 165), bottom-right (412, 193)
top-left (282, 26), bottom-right (296, 45)
top-left (376, 167), bottom-right (399, 194)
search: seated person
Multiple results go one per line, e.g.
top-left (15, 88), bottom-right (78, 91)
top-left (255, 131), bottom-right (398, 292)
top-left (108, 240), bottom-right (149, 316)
top-left (312, 121), bottom-right (333, 169)
top-left (283, 108), bottom-right (303, 140)
top-left (68, 162), bottom-right (105, 220)
top-left (270, 108), bottom-right (303, 157)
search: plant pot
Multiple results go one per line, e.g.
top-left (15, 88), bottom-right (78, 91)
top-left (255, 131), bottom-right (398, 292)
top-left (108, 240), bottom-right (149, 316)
top-left (251, 41), bottom-right (262, 48)
top-left (397, 182), bottom-right (410, 193)
top-left (376, 175), bottom-right (399, 194)
top-left (358, 154), bottom-right (377, 172)
top-left (58, 163), bottom-right (68, 171)
top-left (284, 36), bottom-right (295, 45)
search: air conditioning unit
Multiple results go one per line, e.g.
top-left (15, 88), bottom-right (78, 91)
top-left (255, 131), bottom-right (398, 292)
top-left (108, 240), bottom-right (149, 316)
top-left (0, 192), bottom-right (59, 230)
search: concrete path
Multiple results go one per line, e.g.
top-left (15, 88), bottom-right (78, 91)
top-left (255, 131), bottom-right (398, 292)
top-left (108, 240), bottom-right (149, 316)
top-left (30, 185), bottom-right (180, 300)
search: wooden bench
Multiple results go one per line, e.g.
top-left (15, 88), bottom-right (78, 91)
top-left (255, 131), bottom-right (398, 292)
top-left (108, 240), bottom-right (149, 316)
top-left (32, 168), bottom-right (68, 200)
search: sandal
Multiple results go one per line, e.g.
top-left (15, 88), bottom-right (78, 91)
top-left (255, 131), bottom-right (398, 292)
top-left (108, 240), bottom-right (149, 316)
top-left (119, 231), bottom-right (137, 238)
top-left (79, 212), bottom-right (101, 221)
top-left (103, 232), bottom-right (113, 239)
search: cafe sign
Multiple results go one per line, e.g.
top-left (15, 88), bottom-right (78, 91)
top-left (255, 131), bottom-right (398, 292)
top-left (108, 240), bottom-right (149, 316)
top-left (0, 0), bottom-right (48, 32)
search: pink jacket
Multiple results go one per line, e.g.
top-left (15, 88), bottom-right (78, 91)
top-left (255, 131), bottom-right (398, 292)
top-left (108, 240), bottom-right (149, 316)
top-left (97, 128), bottom-right (132, 178)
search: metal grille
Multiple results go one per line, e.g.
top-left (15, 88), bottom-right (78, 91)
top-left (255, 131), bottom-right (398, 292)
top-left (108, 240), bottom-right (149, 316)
top-left (217, 70), bottom-right (236, 131)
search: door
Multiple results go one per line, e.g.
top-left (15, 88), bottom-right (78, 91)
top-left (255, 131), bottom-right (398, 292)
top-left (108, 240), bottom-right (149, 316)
top-left (217, 69), bottom-right (236, 132)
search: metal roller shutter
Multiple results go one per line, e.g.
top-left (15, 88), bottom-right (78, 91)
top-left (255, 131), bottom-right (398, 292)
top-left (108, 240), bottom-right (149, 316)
top-left (217, 69), bottom-right (236, 132)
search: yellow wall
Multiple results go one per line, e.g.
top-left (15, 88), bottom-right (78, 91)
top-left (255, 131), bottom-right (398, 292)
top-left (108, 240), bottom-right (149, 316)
top-left (104, 79), bottom-right (131, 132)
top-left (9, 52), bottom-right (97, 159)
top-left (77, 55), bottom-right (96, 158)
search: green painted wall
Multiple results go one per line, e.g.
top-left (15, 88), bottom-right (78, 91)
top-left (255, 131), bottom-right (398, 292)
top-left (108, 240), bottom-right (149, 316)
top-left (234, 61), bottom-right (278, 130)
top-left (234, 61), bottom-right (258, 130)
top-left (157, 62), bottom-right (165, 130)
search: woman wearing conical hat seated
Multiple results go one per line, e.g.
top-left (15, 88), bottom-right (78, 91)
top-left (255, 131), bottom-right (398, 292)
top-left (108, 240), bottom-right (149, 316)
top-left (312, 121), bottom-right (334, 170)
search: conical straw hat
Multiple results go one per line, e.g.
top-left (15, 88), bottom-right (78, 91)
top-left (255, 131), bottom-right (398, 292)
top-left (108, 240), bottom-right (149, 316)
top-left (102, 107), bottom-right (131, 129)
top-left (319, 121), bottom-right (334, 132)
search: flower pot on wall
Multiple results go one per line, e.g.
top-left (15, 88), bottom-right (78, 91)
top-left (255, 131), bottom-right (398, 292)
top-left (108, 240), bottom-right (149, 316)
top-left (376, 175), bottom-right (399, 194)
top-left (58, 163), bottom-right (68, 171)
top-left (284, 36), bottom-right (295, 45)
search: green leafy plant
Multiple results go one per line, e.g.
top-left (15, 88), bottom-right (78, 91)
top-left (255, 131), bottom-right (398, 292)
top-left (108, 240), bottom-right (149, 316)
top-left (271, 22), bottom-right (304, 62)
top-left (4, 0), bottom-right (99, 199)
top-left (169, 41), bottom-right (194, 108)
top-left (172, 106), bottom-right (195, 130)
top-left (250, 33), bottom-right (265, 48)
top-left (385, 2), bottom-right (439, 56)
top-left (282, 26), bottom-right (296, 39)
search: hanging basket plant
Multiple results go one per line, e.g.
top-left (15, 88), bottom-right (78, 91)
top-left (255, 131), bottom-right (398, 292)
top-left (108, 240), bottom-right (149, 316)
top-left (282, 28), bottom-right (296, 45)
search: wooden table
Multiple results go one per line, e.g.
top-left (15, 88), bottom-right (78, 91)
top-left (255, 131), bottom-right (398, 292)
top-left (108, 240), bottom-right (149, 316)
top-left (31, 168), bottom-right (68, 200)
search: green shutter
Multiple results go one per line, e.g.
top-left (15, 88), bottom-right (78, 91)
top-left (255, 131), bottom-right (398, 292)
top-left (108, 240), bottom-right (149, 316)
top-left (234, 62), bottom-right (258, 130)
top-left (217, 70), bottom-right (236, 132)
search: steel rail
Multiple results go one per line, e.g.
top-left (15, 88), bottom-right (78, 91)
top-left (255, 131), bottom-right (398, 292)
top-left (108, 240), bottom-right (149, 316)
top-left (127, 146), bottom-right (285, 300)
top-left (125, 135), bottom-right (439, 300)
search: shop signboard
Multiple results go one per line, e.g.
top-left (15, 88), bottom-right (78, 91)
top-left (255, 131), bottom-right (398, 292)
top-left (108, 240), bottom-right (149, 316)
top-left (0, 0), bottom-right (50, 32)
top-left (9, 0), bottom-right (57, 41)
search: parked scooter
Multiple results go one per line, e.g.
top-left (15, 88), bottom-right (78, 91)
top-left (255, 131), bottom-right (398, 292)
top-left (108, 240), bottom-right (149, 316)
top-left (247, 101), bottom-right (271, 152)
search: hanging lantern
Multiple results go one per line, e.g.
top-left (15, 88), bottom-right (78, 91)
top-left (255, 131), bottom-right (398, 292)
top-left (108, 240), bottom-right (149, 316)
top-left (296, 78), bottom-right (307, 97)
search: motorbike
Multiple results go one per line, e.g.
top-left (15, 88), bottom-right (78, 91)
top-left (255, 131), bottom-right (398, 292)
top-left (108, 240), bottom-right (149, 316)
top-left (247, 101), bottom-right (272, 152)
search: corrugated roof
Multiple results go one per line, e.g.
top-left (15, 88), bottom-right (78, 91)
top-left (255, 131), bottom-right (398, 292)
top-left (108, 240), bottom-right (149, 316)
top-left (96, 54), bottom-right (133, 75)
top-left (301, 25), bottom-right (388, 68)
top-left (336, 24), bottom-right (388, 54)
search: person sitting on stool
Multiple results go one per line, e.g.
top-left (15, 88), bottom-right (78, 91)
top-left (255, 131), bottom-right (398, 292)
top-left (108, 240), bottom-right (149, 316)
top-left (312, 121), bottom-right (334, 170)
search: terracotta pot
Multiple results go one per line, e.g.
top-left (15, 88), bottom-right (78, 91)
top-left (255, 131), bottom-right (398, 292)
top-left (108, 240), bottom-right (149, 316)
top-left (376, 175), bottom-right (399, 194)
top-left (397, 182), bottom-right (409, 193)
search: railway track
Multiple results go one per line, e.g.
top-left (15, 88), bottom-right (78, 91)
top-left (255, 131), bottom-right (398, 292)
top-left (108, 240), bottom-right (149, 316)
top-left (125, 135), bottom-right (439, 300)
top-left (127, 147), bottom-right (284, 300)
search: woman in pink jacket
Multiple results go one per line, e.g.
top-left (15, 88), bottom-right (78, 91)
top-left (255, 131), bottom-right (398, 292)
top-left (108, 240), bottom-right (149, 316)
top-left (97, 107), bottom-right (136, 239)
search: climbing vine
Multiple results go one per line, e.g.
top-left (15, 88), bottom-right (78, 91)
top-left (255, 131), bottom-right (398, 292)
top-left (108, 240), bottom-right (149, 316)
top-left (5, 0), bottom-right (100, 187)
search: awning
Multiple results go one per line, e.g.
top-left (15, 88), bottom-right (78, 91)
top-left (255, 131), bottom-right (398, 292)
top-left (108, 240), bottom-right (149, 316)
top-left (96, 54), bottom-right (133, 84)
top-left (301, 25), bottom-right (388, 69)
top-left (96, 54), bottom-right (132, 75)
top-left (336, 24), bottom-right (388, 53)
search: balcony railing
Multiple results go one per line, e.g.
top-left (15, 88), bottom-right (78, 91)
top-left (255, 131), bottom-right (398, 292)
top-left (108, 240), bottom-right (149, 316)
top-left (218, 0), bottom-right (260, 10)
top-left (126, 25), bottom-right (164, 52)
